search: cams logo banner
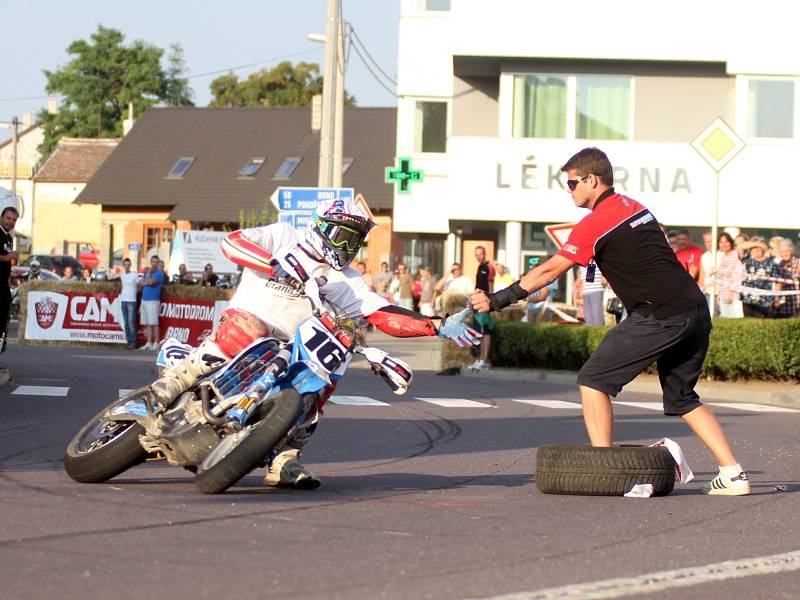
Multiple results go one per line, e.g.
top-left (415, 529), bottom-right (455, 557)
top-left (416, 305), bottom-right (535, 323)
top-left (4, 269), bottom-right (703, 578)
top-left (25, 291), bottom-right (126, 343)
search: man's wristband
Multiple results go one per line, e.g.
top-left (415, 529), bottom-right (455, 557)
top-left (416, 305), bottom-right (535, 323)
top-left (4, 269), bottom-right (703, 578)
top-left (487, 281), bottom-right (529, 311)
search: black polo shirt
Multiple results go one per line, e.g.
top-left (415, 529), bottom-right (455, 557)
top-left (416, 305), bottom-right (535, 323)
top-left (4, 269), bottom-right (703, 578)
top-left (558, 189), bottom-right (705, 319)
top-left (0, 227), bottom-right (12, 286)
top-left (475, 260), bottom-right (495, 293)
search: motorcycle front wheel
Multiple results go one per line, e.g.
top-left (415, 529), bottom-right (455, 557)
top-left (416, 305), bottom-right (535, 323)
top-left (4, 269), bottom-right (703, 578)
top-left (194, 389), bottom-right (306, 494)
top-left (64, 389), bottom-right (148, 483)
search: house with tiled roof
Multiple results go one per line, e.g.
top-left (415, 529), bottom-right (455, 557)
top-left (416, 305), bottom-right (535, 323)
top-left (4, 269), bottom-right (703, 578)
top-left (31, 137), bottom-right (118, 256)
top-left (75, 106), bottom-right (400, 273)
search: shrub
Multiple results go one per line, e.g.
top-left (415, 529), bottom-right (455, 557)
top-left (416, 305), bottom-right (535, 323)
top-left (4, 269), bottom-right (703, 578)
top-left (489, 318), bottom-right (800, 382)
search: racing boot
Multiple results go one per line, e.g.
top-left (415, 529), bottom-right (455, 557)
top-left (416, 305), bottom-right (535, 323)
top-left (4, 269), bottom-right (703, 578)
top-left (263, 448), bottom-right (321, 490)
top-left (149, 338), bottom-right (229, 410)
top-left (264, 409), bottom-right (321, 490)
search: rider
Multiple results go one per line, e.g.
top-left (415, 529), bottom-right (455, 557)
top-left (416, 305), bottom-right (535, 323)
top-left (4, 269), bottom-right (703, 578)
top-left (27, 260), bottom-right (42, 281)
top-left (150, 198), bottom-right (480, 490)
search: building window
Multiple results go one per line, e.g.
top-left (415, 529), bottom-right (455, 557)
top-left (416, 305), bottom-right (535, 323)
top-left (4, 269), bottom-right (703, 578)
top-left (342, 157), bottom-right (355, 175)
top-left (513, 75), bottom-right (567, 138)
top-left (167, 157), bottom-right (194, 178)
top-left (239, 157), bottom-right (266, 177)
top-left (576, 76), bottom-right (631, 140)
top-left (273, 157), bottom-right (301, 179)
top-left (747, 79), bottom-right (794, 138)
top-left (414, 101), bottom-right (447, 153)
top-left (425, 0), bottom-right (450, 10)
top-left (512, 74), bottom-right (631, 140)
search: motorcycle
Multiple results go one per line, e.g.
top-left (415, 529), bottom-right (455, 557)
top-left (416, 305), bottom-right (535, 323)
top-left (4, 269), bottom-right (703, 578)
top-left (64, 266), bottom-right (420, 494)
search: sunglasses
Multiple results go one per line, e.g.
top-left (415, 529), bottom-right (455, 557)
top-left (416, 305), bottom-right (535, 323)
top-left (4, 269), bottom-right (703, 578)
top-left (566, 175), bottom-right (590, 191)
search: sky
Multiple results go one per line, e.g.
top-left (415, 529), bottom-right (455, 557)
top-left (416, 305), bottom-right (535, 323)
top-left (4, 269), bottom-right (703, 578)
top-left (0, 0), bottom-right (400, 142)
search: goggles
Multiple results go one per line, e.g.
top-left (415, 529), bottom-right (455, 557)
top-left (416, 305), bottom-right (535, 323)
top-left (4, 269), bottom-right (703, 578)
top-left (318, 220), bottom-right (366, 253)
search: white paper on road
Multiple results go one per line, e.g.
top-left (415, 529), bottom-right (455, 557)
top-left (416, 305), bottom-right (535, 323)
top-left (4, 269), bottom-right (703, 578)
top-left (707, 402), bottom-right (800, 413)
top-left (624, 483), bottom-right (654, 498)
top-left (416, 398), bottom-right (494, 408)
top-left (513, 399), bottom-right (582, 410)
top-left (612, 401), bottom-right (663, 411)
top-left (329, 395), bottom-right (390, 406)
top-left (650, 437), bottom-right (694, 483)
top-left (12, 385), bottom-right (69, 397)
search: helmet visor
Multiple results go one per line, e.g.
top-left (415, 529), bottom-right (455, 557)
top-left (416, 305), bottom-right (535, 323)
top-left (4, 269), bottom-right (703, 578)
top-left (318, 220), bottom-right (366, 253)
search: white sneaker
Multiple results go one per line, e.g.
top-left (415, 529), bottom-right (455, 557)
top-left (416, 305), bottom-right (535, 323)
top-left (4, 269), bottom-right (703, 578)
top-left (706, 471), bottom-right (750, 496)
top-left (469, 359), bottom-right (489, 371)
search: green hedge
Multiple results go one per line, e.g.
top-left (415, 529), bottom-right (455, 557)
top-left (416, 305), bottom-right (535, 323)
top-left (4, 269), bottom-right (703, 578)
top-left (490, 318), bottom-right (800, 382)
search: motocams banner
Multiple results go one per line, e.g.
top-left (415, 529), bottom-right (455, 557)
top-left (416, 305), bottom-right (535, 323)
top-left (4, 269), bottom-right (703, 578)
top-left (25, 291), bottom-right (229, 346)
top-left (159, 295), bottom-right (229, 345)
top-left (26, 290), bottom-right (126, 344)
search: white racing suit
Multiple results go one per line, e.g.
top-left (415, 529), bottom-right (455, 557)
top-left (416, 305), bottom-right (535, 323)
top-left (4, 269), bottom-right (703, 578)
top-left (152, 222), bottom-right (446, 487)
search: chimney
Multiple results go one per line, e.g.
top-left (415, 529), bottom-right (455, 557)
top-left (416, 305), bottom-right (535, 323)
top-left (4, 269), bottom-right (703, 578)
top-left (22, 112), bottom-right (32, 128)
top-left (311, 94), bottom-right (322, 131)
top-left (47, 96), bottom-right (58, 114)
top-left (122, 102), bottom-right (135, 136)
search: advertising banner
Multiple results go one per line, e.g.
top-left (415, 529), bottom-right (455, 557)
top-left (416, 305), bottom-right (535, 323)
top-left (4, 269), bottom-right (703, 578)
top-left (26, 290), bottom-right (126, 343)
top-left (25, 290), bottom-right (229, 347)
top-left (158, 296), bottom-right (228, 346)
top-left (168, 230), bottom-right (238, 275)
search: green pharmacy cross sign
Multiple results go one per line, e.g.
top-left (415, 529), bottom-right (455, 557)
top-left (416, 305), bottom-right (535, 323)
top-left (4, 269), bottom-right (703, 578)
top-left (385, 157), bottom-right (424, 194)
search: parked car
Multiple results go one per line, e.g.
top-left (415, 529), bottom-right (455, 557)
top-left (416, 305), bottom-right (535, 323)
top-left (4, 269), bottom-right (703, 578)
top-left (10, 266), bottom-right (62, 287)
top-left (78, 244), bottom-right (100, 269)
top-left (22, 255), bottom-right (85, 277)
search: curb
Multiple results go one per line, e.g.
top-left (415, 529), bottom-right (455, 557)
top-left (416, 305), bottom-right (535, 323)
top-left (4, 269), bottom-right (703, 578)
top-left (461, 367), bottom-right (800, 410)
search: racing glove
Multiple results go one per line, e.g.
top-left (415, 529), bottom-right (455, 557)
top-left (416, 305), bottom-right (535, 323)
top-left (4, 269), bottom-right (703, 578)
top-left (437, 308), bottom-right (482, 348)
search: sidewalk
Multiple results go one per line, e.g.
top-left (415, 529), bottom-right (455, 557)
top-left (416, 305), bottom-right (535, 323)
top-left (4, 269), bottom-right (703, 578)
top-left (361, 330), bottom-right (800, 409)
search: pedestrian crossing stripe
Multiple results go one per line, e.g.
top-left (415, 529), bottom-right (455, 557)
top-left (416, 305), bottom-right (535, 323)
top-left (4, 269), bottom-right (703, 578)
top-left (613, 401), bottom-right (664, 411)
top-left (707, 402), bottom-right (799, 413)
top-left (513, 399), bottom-right (582, 410)
top-left (12, 385), bottom-right (69, 397)
top-left (8, 386), bottom-right (800, 414)
top-left (416, 398), bottom-right (494, 408)
top-left (330, 395), bottom-right (390, 406)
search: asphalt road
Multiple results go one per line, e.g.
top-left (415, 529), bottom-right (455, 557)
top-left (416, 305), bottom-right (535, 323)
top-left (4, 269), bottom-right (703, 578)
top-left (1, 335), bottom-right (799, 600)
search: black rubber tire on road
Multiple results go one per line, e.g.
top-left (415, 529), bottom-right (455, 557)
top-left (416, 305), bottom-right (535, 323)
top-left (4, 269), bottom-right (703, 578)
top-left (64, 391), bottom-right (148, 483)
top-left (194, 390), bottom-right (306, 494)
top-left (535, 444), bottom-right (676, 496)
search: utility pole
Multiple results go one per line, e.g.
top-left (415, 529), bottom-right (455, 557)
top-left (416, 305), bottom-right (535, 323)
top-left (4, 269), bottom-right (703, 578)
top-left (318, 0), bottom-right (344, 187)
top-left (10, 116), bottom-right (19, 195)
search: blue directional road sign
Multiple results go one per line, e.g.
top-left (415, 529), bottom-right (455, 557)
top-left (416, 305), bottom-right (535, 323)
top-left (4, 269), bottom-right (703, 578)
top-left (276, 187), bottom-right (353, 211)
top-left (275, 187), bottom-right (354, 231)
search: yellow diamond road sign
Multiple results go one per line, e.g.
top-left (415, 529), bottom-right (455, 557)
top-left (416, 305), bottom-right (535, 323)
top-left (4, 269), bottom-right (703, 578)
top-left (691, 117), bottom-right (745, 172)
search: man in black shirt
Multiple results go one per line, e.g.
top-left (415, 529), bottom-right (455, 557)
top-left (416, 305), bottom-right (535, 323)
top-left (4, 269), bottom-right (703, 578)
top-left (470, 245), bottom-right (495, 370)
top-left (472, 147), bottom-right (748, 496)
top-left (0, 206), bottom-right (20, 348)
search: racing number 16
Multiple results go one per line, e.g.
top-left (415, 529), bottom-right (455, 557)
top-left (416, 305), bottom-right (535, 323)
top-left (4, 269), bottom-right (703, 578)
top-left (304, 326), bottom-right (345, 371)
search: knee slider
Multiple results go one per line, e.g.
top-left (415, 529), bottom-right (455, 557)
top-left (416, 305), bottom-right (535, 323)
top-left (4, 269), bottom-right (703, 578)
top-left (214, 309), bottom-right (269, 357)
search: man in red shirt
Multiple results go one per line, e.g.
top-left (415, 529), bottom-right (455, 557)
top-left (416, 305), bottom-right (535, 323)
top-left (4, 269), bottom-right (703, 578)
top-left (471, 147), bottom-right (749, 496)
top-left (674, 228), bottom-right (703, 283)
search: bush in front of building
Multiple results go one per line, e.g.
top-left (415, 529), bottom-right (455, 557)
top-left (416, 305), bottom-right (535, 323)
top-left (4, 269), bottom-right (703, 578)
top-left (489, 317), bottom-right (800, 382)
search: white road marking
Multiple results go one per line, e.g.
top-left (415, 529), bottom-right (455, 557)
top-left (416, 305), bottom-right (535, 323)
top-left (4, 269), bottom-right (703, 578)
top-left (707, 402), bottom-right (800, 413)
top-left (329, 395), bottom-right (390, 406)
top-left (12, 385), bottom-right (69, 397)
top-left (612, 401), bottom-right (663, 411)
top-left (118, 389), bottom-right (134, 397)
top-left (513, 399), bottom-right (582, 410)
top-left (416, 398), bottom-right (494, 408)
top-left (474, 549), bottom-right (800, 599)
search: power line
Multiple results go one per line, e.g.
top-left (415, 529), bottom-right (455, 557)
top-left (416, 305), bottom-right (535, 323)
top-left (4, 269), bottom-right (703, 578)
top-left (0, 47), bottom-right (325, 103)
top-left (349, 26), bottom-right (397, 86)
top-left (349, 40), bottom-right (397, 97)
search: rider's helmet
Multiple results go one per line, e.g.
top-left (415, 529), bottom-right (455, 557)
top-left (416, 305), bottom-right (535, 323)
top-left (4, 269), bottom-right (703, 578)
top-left (29, 260), bottom-right (41, 278)
top-left (305, 198), bottom-right (375, 270)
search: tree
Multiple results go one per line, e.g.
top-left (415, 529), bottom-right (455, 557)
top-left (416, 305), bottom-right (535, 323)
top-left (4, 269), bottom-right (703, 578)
top-left (209, 61), bottom-right (356, 108)
top-left (38, 25), bottom-right (194, 155)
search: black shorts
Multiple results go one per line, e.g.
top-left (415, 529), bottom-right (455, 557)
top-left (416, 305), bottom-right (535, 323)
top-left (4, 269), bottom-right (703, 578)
top-left (576, 303), bottom-right (710, 416)
top-left (473, 311), bottom-right (493, 334)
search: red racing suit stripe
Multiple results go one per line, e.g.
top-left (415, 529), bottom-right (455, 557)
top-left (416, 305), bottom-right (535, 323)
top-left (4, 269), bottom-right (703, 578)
top-left (222, 230), bottom-right (276, 276)
top-left (366, 305), bottom-right (439, 337)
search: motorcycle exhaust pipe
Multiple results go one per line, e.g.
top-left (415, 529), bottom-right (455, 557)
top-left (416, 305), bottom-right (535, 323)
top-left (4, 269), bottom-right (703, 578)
top-left (200, 384), bottom-right (227, 427)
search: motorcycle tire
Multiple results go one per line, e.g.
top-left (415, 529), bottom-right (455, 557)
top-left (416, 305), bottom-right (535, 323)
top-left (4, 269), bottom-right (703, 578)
top-left (535, 444), bottom-right (676, 497)
top-left (194, 389), bottom-right (306, 494)
top-left (64, 390), bottom-right (148, 483)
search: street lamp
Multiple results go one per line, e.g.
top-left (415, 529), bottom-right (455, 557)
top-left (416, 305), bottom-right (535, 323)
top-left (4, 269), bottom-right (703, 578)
top-left (308, 0), bottom-right (345, 188)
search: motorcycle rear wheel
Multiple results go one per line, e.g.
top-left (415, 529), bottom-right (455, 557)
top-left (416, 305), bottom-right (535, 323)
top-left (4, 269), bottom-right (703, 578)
top-left (195, 389), bottom-right (306, 494)
top-left (64, 389), bottom-right (148, 483)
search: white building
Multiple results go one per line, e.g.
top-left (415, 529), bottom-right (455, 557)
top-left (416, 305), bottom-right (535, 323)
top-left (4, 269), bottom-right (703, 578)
top-left (394, 0), bottom-right (800, 285)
